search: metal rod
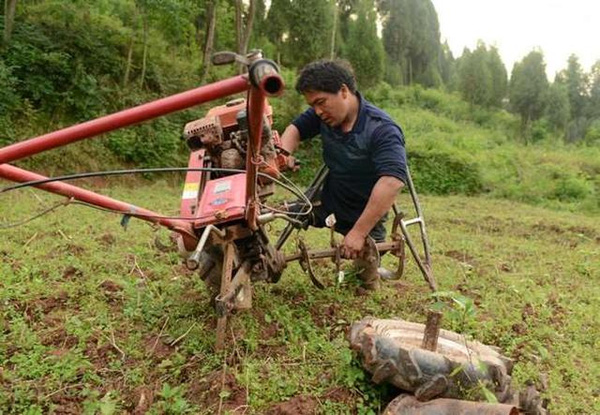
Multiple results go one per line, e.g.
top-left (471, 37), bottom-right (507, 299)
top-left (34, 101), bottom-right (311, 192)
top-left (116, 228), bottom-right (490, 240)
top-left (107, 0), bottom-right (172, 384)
top-left (405, 166), bottom-right (433, 268)
top-left (275, 164), bottom-right (329, 250)
top-left (0, 164), bottom-right (196, 240)
top-left (185, 225), bottom-right (227, 270)
top-left (215, 242), bottom-right (236, 351)
top-left (0, 76), bottom-right (249, 165)
top-left (243, 60), bottom-right (284, 230)
top-left (399, 220), bottom-right (437, 292)
top-left (402, 217), bottom-right (422, 227)
top-left (245, 88), bottom-right (267, 230)
top-left (284, 241), bottom-right (400, 263)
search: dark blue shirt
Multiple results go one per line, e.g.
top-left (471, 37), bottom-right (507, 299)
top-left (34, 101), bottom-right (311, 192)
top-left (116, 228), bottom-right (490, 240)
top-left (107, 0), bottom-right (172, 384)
top-left (292, 93), bottom-right (407, 225)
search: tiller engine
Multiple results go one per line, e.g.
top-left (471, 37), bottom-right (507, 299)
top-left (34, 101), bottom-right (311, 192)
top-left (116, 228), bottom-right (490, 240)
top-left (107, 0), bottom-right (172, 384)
top-left (175, 91), bottom-right (293, 348)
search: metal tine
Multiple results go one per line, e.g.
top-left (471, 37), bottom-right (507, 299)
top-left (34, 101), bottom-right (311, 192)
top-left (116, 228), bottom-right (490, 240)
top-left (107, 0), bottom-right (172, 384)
top-left (395, 167), bottom-right (436, 291)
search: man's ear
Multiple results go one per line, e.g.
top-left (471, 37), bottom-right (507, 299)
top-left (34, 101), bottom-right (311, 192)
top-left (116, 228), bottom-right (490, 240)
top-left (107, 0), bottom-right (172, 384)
top-left (340, 84), bottom-right (349, 99)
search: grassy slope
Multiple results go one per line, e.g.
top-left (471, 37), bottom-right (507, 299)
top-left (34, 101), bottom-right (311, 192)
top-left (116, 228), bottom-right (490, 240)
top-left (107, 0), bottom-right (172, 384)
top-left (376, 87), bottom-right (600, 214)
top-left (0, 180), bottom-right (598, 414)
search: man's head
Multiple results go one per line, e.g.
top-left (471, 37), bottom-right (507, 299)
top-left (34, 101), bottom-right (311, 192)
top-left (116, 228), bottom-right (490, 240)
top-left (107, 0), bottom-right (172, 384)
top-left (296, 60), bottom-right (358, 128)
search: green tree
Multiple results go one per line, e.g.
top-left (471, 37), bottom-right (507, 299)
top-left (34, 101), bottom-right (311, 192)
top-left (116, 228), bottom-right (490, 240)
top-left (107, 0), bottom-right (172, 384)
top-left (264, 0), bottom-right (291, 64)
top-left (336, 0), bottom-right (359, 57)
top-left (1, 0), bottom-right (205, 165)
top-left (545, 82), bottom-right (570, 132)
top-left (555, 55), bottom-right (593, 142)
top-left (213, 0), bottom-right (237, 52)
top-left (438, 41), bottom-right (456, 89)
top-left (286, 0), bottom-right (333, 67)
top-left (341, 0), bottom-right (384, 88)
top-left (557, 54), bottom-right (588, 119)
top-left (509, 50), bottom-right (549, 139)
top-left (588, 60), bottom-right (600, 120)
top-left (487, 46), bottom-right (507, 107)
top-left (457, 44), bottom-right (491, 106)
top-left (381, 0), bottom-right (441, 86)
top-left (200, 0), bottom-right (218, 83)
top-left (456, 42), bottom-right (506, 108)
top-left (252, 0), bottom-right (266, 37)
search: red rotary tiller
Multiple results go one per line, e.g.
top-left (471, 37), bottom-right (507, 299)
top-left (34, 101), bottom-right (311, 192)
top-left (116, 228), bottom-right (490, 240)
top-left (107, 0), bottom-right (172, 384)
top-left (0, 51), bottom-right (436, 350)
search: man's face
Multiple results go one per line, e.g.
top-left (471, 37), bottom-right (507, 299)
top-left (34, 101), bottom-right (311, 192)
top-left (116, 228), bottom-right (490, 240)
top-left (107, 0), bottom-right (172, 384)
top-left (303, 86), bottom-right (350, 128)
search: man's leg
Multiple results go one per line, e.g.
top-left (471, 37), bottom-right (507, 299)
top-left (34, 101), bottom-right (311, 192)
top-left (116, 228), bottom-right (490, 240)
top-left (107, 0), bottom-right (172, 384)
top-left (353, 236), bottom-right (381, 290)
top-left (334, 219), bottom-right (383, 290)
top-left (368, 218), bottom-right (396, 280)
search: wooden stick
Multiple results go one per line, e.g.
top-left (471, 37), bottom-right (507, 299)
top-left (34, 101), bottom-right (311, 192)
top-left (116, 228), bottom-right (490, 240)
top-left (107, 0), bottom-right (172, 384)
top-left (421, 310), bottom-right (443, 351)
top-left (148, 316), bottom-right (169, 357)
top-left (169, 322), bottom-right (196, 346)
top-left (24, 232), bottom-right (38, 247)
top-left (102, 330), bottom-right (126, 359)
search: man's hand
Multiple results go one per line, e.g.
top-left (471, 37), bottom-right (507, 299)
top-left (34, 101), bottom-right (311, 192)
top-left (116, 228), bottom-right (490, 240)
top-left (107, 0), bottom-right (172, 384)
top-left (342, 229), bottom-right (367, 259)
top-left (283, 154), bottom-right (300, 172)
top-left (278, 124), bottom-right (302, 172)
top-left (342, 176), bottom-right (404, 259)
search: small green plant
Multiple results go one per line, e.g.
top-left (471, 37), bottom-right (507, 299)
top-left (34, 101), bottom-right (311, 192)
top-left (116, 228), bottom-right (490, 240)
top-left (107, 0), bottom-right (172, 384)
top-left (431, 291), bottom-right (477, 335)
top-left (150, 383), bottom-right (191, 415)
top-left (81, 391), bottom-right (120, 415)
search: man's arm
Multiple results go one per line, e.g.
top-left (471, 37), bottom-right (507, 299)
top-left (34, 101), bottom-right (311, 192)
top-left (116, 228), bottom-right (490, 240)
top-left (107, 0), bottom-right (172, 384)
top-left (342, 175), bottom-right (404, 259)
top-left (281, 107), bottom-right (321, 154)
top-left (280, 124), bottom-right (302, 154)
top-left (279, 124), bottom-right (302, 170)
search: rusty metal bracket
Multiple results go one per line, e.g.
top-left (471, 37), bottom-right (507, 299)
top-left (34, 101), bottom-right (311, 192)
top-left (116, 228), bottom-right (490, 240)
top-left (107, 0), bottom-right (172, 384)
top-left (390, 213), bottom-right (407, 279)
top-left (287, 240), bottom-right (403, 288)
top-left (333, 244), bottom-right (342, 283)
top-left (286, 241), bottom-right (402, 263)
top-left (214, 260), bottom-right (253, 317)
top-left (297, 239), bottom-right (325, 289)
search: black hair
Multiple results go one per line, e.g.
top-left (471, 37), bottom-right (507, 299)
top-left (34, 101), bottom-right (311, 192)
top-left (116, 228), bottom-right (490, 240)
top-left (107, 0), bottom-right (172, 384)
top-left (295, 60), bottom-right (357, 95)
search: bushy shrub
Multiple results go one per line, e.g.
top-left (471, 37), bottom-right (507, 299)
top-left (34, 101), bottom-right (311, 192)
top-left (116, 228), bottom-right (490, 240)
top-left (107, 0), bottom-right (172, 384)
top-left (583, 120), bottom-right (600, 146)
top-left (0, 62), bottom-right (19, 114)
top-left (4, 5), bottom-right (126, 120)
top-left (364, 82), bottom-right (415, 108)
top-left (0, 117), bottom-right (16, 147)
top-left (551, 174), bottom-right (593, 202)
top-left (409, 148), bottom-right (484, 195)
top-left (529, 119), bottom-right (551, 143)
top-left (363, 82), bottom-right (394, 107)
top-left (106, 117), bottom-right (186, 168)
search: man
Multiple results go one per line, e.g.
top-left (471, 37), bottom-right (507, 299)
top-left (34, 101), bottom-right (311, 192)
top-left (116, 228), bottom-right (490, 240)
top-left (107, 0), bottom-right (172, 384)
top-left (280, 60), bottom-right (407, 289)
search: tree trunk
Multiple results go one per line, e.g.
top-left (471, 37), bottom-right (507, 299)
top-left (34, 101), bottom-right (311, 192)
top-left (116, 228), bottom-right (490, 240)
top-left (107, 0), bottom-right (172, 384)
top-left (241, 0), bottom-right (256, 56)
top-left (239, 0), bottom-right (256, 73)
top-left (3, 0), bottom-right (18, 46)
top-left (234, 0), bottom-right (243, 53)
top-left (330, 2), bottom-right (337, 59)
top-left (123, 35), bottom-right (135, 87)
top-left (139, 13), bottom-right (149, 88)
top-left (523, 112), bottom-right (532, 144)
top-left (200, 0), bottom-right (217, 83)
